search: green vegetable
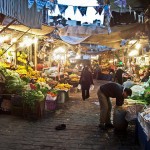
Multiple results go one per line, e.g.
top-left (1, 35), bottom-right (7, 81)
top-left (22, 90), bottom-right (45, 110)
top-left (21, 76), bottom-right (30, 83)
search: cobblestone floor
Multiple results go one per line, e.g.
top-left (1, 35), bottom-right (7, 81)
top-left (0, 80), bottom-right (140, 150)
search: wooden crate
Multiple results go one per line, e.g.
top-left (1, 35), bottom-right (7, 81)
top-left (11, 105), bottom-right (23, 117)
top-left (23, 100), bottom-right (45, 120)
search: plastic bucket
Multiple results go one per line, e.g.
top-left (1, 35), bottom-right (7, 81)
top-left (57, 91), bottom-right (66, 103)
top-left (45, 100), bottom-right (57, 111)
top-left (113, 106), bottom-right (128, 131)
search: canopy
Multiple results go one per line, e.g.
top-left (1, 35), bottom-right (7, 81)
top-left (59, 23), bottom-right (145, 49)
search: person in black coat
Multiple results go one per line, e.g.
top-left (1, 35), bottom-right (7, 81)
top-left (79, 66), bottom-right (94, 100)
top-left (115, 68), bottom-right (125, 85)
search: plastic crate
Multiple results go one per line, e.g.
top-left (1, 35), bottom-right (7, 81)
top-left (45, 100), bottom-right (57, 111)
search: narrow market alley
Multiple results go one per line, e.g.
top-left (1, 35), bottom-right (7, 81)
top-left (0, 80), bottom-right (140, 150)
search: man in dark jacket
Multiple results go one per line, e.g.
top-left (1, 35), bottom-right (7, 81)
top-left (79, 66), bottom-right (94, 100)
top-left (97, 82), bottom-right (132, 130)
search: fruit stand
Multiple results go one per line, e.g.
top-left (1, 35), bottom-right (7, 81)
top-left (0, 62), bottom-right (74, 119)
top-left (122, 80), bottom-right (150, 148)
top-left (68, 73), bottom-right (80, 93)
top-left (54, 83), bottom-right (72, 103)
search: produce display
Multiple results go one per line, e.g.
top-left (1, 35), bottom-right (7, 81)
top-left (47, 90), bottom-right (58, 98)
top-left (47, 78), bottom-right (58, 87)
top-left (0, 62), bottom-right (11, 68)
top-left (17, 51), bottom-right (28, 64)
top-left (46, 90), bottom-right (58, 101)
top-left (144, 87), bottom-right (150, 104)
top-left (131, 82), bottom-right (150, 105)
top-left (55, 83), bottom-right (72, 91)
top-left (2, 54), bottom-right (150, 123)
top-left (0, 66), bottom-right (25, 93)
top-left (36, 82), bottom-right (51, 95)
top-left (16, 65), bottom-right (40, 79)
top-left (37, 77), bottom-right (46, 83)
top-left (131, 85), bottom-right (145, 96)
top-left (69, 73), bottom-right (80, 82)
top-left (22, 81), bottom-right (50, 109)
top-left (138, 107), bottom-right (150, 141)
top-left (0, 65), bottom-right (51, 111)
top-left (22, 90), bottom-right (45, 109)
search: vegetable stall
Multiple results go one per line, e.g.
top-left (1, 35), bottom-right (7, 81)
top-left (0, 65), bottom-right (72, 120)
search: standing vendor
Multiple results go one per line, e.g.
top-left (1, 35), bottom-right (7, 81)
top-left (97, 82), bottom-right (132, 130)
top-left (115, 67), bottom-right (125, 84)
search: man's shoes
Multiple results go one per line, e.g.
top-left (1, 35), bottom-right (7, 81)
top-left (85, 96), bottom-right (90, 99)
top-left (99, 123), bottom-right (114, 130)
top-left (105, 123), bottom-right (114, 128)
top-left (98, 124), bottom-right (107, 130)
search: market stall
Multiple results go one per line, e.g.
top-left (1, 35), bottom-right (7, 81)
top-left (119, 79), bottom-right (150, 148)
top-left (136, 109), bottom-right (150, 150)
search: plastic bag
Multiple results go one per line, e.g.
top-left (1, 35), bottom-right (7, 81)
top-left (123, 79), bottom-right (134, 88)
top-left (46, 94), bottom-right (57, 101)
top-left (77, 84), bottom-right (81, 90)
top-left (125, 104), bottom-right (144, 122)
top-left (90, 84), bottom-right (94, 90)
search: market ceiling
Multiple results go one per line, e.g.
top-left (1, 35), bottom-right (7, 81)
top-left (0, 0), bottom-right (149, 52)
top-left (58, 23), bottom-right (145, 49)
top-left (49, 0), bottom-right (149, 50)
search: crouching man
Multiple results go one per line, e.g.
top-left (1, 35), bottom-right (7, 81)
top-left (97, 82), bottom-right (132, 130)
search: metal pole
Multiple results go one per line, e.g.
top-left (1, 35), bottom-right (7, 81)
top-left (0, 19), bottom-right (16, 34)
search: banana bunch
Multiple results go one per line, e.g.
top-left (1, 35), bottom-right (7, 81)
top-left (0, 62), bottom-right (10, 68)
top-left (69, 74), bottom-right (78, 78)
top-left (17, 57), bottom-right (27, 64)
top-left (55, 83), bottom-right (72, 90)
top-left (17, 65), bottom-right (26, 70)
top-left (17, 52), bottom-right (27, 64)
top-left (25, 73), bottom-right (31, 78)
top-left (17, 52), bottom-right (27, 59)
top-left (27, 66), bottom-right (34, 72)
top-left (37, 77), bottom-right (46, 83)
top-left (69, 73), bottom-right (79, 82)
top-left (71, 78), bottom-right (79, 82)
top-left (16, 69), bottom-right (27, 75)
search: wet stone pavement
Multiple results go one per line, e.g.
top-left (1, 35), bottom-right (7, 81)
top-left (0, 80), bottom-right (140, 150)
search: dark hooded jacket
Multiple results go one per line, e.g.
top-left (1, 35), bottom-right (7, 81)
top-left (79, 67), bottom-right (94, 89)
